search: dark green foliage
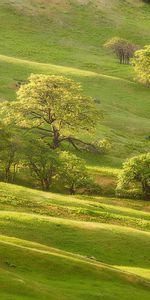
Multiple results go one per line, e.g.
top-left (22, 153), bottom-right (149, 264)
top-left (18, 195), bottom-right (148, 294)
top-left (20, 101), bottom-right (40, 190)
top-left (58, 151), bottom-right (91, 194)
top-left (117, 153), bottom-right (150, 200)
top-left (0, 123), bottom-right (21, 183)
top-left (23, 137), bottom-right (59, 191)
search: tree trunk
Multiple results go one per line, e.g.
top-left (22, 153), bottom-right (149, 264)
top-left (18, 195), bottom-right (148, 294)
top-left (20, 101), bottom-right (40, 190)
top-left (41, 178), bottom-right (51, 191)
top-left (52, 127), bottom-right (60, 149)
top-left (5, 162), bottom-right (12, 183)
top-left (44, 178), bottom-right (50, 191)
top-left (142, 181), bottom-right (150, 200)
top-left (5, 167), bottom-right (11, 183)
top-left (70, 184), bottom-right (75, 195)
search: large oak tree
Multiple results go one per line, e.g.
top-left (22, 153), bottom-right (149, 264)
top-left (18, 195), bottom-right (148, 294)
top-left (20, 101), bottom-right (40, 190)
top-left (1, 74), bottom-right (101, 151)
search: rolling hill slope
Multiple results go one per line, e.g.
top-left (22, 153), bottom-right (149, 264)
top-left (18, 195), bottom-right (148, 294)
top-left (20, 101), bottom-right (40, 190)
top-left (0, 0), bottom-right (150, 169)
top-left (0, 3), bottom-right (150, 297)
top-left (0, 183), bottom-right (150, 299)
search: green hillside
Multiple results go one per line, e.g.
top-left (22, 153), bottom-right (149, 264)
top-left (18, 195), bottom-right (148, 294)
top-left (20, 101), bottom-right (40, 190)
top-left (0, 0), bottom-right (150, 169)
top-left (0, 183), bottom-right (150, 299)
top-left (0, 1), bottom-right (150, 299)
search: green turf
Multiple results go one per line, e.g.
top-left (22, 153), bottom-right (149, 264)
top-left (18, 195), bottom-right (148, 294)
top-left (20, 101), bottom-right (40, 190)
top-left (0, 183), bottom-right (150, 299)
top-left (0, 0), bottom-right (150, 169)
top-left (0, 1), bottom-right (150, 298)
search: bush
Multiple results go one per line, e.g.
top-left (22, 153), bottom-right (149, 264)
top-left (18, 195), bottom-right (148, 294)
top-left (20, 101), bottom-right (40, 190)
top-left (84, 182), bottom-right (102, 195)
top-left (116, 188), bottom-right (143, 200)
top-left (96, 139), bottom-right (112, 154)
top-left (116, 153), bottom-right (150, 200)
top-left (132, 45), bottom-right (150, 87)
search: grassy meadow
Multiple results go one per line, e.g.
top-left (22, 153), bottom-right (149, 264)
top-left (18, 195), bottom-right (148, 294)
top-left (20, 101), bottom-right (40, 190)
top-left (0, 182), bottom-right (150, 299)
top-left (0, 0), bottom-right (150, 299)
top-left (0, 0), bottom-right (150, 171)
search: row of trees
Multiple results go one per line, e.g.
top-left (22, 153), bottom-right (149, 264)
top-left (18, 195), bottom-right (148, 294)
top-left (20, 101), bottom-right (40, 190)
top-left (104, 37), bottom-right (150, 87)
top-left (0, 126), bottom-right (92, 194)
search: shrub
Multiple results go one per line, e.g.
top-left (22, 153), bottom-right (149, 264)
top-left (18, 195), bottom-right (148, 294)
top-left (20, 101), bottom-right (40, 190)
top-left (116, 153), bottom-right (150, 200)
top-left (132, 45), bottom-right (150, 87)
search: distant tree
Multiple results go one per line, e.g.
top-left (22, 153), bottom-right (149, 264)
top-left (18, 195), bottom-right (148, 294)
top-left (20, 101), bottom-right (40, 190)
top-left (132, 45), bottom-right (150, 87)
top-left (59, 151), bottom-right (90, 194)
top-left (0, 123), bottom-right (21, 183)
top-left (23, 137), bottom-right (59, 191)
top-left (117, 153), bottom-right (150, 200)
top-left (104, 37), bottom-right (137, 64)
top-left (1, 74), bottom-right (101, 152)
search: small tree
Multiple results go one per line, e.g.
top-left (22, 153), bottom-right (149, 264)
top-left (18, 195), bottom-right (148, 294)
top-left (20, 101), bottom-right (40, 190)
top-left (132, 45), bottom-right (150, 87)
top-left (0, 123), bottom-right (21, 183)
top-left (117, 153), bottom-right (150, 199)
top-left (23, 137), bottom-right (59, 191)
top-left (1, 74), bottom-right (101, 151)
top-left (104, 37), bottom-right (137, 64)
top-left (59, 151), bottom-right (90, 194)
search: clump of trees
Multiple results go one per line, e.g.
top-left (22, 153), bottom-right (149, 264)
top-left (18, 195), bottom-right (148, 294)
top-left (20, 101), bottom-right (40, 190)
top-left (116, 153), bottom-right (150, 200)
top-left (132, 45), bottom-right (150, 87)
top-left (104, 37), bottom-right (137, 64)
top-left (0, 74), bottom-right (107, 194)
top-left (0, 128), bottom-right (93, 194)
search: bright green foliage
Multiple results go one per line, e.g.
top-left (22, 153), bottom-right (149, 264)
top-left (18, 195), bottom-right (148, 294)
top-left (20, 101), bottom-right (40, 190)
top-left (1, 74), bottom-right (101, 150)
top-left (96, 138), bottom-right (112, 154)
top-left (117, 153), bottom-right (150, 199)
top-left (132, 45), bottom-right (150, 87)
top-left (59, 151), bottom-right (90, 194)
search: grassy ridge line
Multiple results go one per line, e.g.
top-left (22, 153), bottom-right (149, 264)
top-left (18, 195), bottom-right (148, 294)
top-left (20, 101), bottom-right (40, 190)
top-left (1, 234), bottom-right (150, 283)
top-left (0, 0), bottom-right (150, 161)
top-left (0, 53), bottom-right (149, 165)
top-left (1, 0), bottom-right (150, 68)
top-left (0, 54), bottom-right (134, 82)
top-left (1, 53), bottom-right (149, 121)
top-left (0, 211), bottom-right (150, 272)
top-left (1, 183), bottom-right (150, 230)
top-left (1, 240), bottom-right (150, 300)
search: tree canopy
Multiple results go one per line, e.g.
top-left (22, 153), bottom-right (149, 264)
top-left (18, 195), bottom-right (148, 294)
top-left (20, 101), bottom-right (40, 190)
top-left (132, 45), bottom-right (150, 87)
top-left (1, 74), bottom-right (101, 151)
top-left (23, 137), bottom-right (59, 191)
top-left (0, 122), bottom-right (21, 183)
top-left (58, 151), bottom-right (90, 194)
top-left (117, 153), bottom-right (150, 199)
